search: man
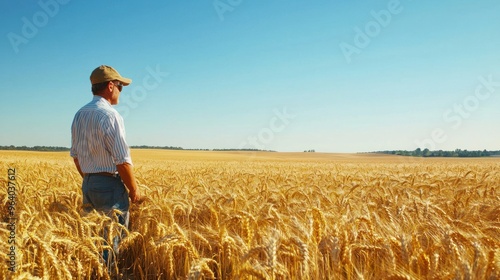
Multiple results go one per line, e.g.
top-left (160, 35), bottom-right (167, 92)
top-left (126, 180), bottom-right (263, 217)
top-left (71, 65), bottom-right (142, 230)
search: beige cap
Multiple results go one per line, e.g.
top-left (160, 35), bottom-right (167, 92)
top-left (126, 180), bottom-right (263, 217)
top-left (90, 65), bottom-right (132, 86)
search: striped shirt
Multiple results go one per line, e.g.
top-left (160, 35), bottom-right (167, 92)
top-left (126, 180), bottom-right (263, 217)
top-left (70, 95), bottom-right (132, 173)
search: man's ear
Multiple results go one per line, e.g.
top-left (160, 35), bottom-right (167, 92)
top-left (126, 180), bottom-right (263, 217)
top-left (106, 81), bottom-right (114, 92)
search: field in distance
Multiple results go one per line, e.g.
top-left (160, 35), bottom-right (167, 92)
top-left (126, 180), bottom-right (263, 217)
top-left (133, 149), bottom-right (500, 163)
top-left (0, 149), bottom-right (499, 279)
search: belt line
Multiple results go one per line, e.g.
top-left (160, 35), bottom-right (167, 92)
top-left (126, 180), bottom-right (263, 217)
top-left (85, 172), bottom-right (119, 178)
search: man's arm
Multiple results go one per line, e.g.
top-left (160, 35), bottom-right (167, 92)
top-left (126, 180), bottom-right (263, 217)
top-left (73, 158), bottom-right (84, 178)
top-left (116, 162), bottom-right (142, 203)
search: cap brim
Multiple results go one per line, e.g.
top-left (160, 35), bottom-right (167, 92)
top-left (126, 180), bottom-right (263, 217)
top-left (118, 77), bottom-right (132, 86)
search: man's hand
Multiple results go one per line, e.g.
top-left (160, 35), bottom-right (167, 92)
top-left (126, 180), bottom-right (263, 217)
top-left (129, 189), bottom-right (145, 204)
top-left (116, 162), bottom-right (144, 204)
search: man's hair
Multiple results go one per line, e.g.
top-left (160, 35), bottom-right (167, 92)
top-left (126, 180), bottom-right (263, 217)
top-left (91, 81), bottom-right (110, 95)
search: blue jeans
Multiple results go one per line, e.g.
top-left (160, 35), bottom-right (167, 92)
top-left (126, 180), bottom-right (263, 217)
top-left (82, 174), bottom-right (130, 263)
top-left (82, 174), bottom-right (130, 226)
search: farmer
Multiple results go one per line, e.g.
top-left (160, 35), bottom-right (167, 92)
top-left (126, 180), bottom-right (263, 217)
top-left (70, 65), bottom-right (142, 260)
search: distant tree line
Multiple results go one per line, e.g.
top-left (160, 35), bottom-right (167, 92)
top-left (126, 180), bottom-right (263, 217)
top-left (212, 148), bottom-right (276, 152)
top-left (131, 145), bottom-right (184, 150)
top-left (0, 145), bottom-right (275, 152)
top-left (7, 146), bottom-right (496, 157)
top-left (131, 146), bottom-right (275, 152)
top-left (375, 148), bottom-right (500, 157)
top-left (0, 145), bottom-right (70, 151)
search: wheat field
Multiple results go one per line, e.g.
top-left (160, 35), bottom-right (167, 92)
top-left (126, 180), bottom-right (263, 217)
top-left (0, 150), bottom-right (499, 279)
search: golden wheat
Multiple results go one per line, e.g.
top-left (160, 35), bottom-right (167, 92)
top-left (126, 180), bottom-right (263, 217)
top-left (0, 150), bottom-right (499, 279)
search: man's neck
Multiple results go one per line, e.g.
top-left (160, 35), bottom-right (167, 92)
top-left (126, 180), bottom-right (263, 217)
top-left (95, 94), bottom-right (112, 105)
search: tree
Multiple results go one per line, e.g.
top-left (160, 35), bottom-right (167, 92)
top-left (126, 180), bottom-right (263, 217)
top-left (422, 148), bottom-right (430, 157)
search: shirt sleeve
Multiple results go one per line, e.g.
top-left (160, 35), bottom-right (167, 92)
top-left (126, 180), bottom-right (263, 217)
top-left (70, 115), bottom-right (78, 158)
top-left (102, 114), bottom-right (133, 165)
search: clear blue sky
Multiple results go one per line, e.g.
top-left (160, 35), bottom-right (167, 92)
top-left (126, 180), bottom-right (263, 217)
top-left (1, 0), bottom-right (499, 153)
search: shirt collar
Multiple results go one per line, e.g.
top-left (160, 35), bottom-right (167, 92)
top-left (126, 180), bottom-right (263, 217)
top-left (92, 95), bottom-right (112, 106)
